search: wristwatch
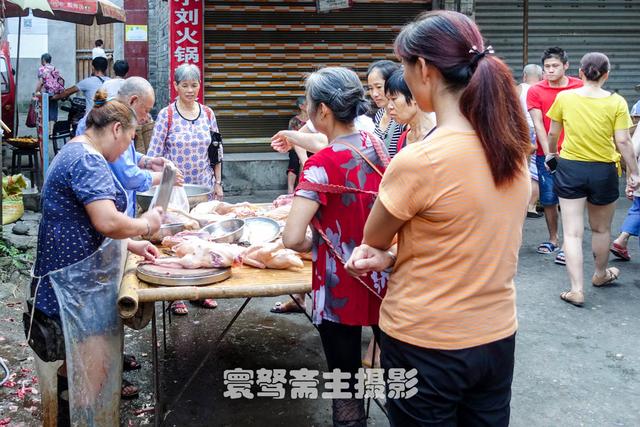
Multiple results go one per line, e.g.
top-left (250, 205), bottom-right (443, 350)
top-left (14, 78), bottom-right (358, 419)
top-left (215, 181), bottom-right (224, 188)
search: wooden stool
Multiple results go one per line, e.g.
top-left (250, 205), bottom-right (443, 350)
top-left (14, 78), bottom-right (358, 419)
top-left (10, 146), bottom-right (40, 188)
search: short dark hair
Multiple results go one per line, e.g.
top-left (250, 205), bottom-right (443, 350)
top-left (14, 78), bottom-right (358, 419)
top-left (95, 39), bottom-right (104, 47)
top-left (41, 53), bottom-right (52, 64)
top-left (113, 60), bottom-right (129, 78)
top-left (384, 69), bottom-right (413, 103)
top-left (92, 56), bottom-right (109, 73)
top-left (542, 47), bottom-right (568, 65)
top-left (366, 60), bottom-right (401, 81)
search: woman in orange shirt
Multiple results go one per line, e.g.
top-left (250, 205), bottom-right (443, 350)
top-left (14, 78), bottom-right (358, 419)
top-left (347, 11), bottom-right (531, 426)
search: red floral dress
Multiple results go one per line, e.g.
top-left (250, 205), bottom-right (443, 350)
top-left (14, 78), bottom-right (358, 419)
top-left (295, 131), bottom-right (389, 326)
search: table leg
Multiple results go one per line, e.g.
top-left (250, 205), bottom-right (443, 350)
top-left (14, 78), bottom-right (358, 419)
top-left (289, 294), bottom-right (317, 330)
top-left (162, 301), bottom-right (167, 353)
top-left (151, 302), bottom-right (162, 427)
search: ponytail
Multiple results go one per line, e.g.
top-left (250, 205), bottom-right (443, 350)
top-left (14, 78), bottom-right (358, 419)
top-left (460, 56), bottom-right (531, 186)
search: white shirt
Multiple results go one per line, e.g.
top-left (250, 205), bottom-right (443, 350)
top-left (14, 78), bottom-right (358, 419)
top-left (92, 47), bottom-right (107, 59)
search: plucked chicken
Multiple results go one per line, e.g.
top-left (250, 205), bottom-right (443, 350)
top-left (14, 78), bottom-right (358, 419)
top-left (241, 240), bottom-right (304, 270)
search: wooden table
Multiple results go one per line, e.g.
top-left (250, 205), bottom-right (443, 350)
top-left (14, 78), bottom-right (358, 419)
top-left (118, 253), bottom-right (313, 426)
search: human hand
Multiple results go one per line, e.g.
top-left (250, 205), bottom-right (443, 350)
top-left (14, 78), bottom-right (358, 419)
top-left (128, 240), bottom-right (160, 261)
top-left (214, 182), bottom-right (224, 200)
top-left (345, 244), bottom-right (395, 277)
top-left (174, 168), bottom-right (184, 187)
top-left (271, 131), bottom-right (294, 153)
top-left (141, 207), bottom-right (163, 235)
top-left (627, 173), bottom-right (639, 191)
top-left (144, 156), bottom-right (168, 172)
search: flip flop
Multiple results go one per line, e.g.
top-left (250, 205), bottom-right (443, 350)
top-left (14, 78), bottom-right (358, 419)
top-left (560, 291), bottom-right (584, 307)
top-left (123, 354), bottom-right (141, 372)
top-left (527, 211), bottom-right (543, 218)
top-left (610, 243), bottom-right (631, 261)
top-left (554, 250), bottom-right (566, 265)
top-left (270, 301), bottom-right (305, 314)
top-left (170, 300), bottom-right (189, 315)
top-left (537, 241), bottom-right (559, 254)
top-left (121, 379), bottom-right (139, 400)
top-left (191, 299), bottom-right (218, 309)
top-left (592, 267), bottom-right (620, 287)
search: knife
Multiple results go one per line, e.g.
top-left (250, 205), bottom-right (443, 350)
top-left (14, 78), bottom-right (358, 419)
top-left (150, 163), bottom-right (176, 212)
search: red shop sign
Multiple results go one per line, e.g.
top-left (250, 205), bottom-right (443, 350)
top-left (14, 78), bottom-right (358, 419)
top-left (169, 0), bottom-right (204, 103)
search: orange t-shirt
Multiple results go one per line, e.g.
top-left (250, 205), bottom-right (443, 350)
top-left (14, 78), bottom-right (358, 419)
top-left (377, 128), bottom-right (530, 350)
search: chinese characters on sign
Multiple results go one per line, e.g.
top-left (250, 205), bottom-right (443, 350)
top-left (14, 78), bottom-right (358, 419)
top-left (169, 0), bottom-right (204, 102)
top-left (223, 368), bottom-right (418, 400)
top-left (316, 0), bottom-right (353, 13)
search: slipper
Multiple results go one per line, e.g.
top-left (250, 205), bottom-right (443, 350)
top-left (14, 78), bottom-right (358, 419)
top-left (527, 211), bottom-right (543, 218)
top-left (610, 243), bottom-right (631, 261)
top-left (191, 298), bottom-right (218, 309)
top-left (121, 379), bottom-right (139, 400)
top-left (537, 241), bottom-right (559, 254)
top-left (592, 267), bottom-right (620, 287)
top-left (170, 300), bottom-right (189, 315)
top-left (560, 291), bottom-right (584, 307)
top-left (554, 250), bottom-right (566, 265)
top-left (270, 301), bottom-right (305, 314)
top-left (123, 354), bottom-right (141, 372)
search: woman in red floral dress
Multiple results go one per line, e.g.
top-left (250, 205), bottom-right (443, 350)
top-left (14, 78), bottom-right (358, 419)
top-left (283, 67), bottom-right (390, 427)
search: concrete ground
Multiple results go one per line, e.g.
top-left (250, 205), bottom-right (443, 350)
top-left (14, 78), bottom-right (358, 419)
top-left (1, 192), bottom-right (639, 426)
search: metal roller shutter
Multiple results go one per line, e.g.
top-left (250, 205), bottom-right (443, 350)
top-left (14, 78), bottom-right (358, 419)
top-left (203, 0), bottom-right (432, 141)
top-left (476, 0), bottom-right (640, 105)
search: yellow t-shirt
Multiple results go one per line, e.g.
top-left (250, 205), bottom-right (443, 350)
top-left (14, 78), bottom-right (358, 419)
top-left (377, 128), bottom-right (530, 350)
top-left (547, 91), bottom-right (633, 164)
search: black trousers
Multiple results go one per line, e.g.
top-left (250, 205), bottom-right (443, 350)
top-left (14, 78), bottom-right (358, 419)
top-left (317, 320), bottom-right (380, 382)
top-left (381, 331), bottom-right (516, 427)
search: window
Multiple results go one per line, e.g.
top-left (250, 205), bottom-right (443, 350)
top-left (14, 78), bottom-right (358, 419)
top-left (0, 57), bottom-right (9, 94)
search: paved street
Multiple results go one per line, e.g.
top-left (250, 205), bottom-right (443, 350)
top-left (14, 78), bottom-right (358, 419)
top-left (1, 192), bottom-right (638, 426)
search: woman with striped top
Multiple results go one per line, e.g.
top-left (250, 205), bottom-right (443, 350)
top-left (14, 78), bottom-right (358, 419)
top-left (367, 60), bottom-right (405, 157)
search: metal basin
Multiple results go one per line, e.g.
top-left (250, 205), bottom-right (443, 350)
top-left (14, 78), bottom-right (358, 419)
top-left (202, 219), bottom-right (245, 244)
top-left (242, 217), bottom-right (281, 245)
top-left (137, 184), bottom-right (213, 213)
top-left (144, 222), bottom-right (185, 244)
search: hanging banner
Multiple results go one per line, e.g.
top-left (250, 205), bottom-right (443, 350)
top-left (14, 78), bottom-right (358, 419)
top-left (169, 0), bottom-right (204, 103)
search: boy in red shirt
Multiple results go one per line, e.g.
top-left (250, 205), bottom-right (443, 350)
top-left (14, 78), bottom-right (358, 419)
top-left (527, 47), bottom-right (583, 264)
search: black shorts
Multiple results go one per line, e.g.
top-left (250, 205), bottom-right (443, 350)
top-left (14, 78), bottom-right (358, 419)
top-left (554, 159), bottom-right (618, 205)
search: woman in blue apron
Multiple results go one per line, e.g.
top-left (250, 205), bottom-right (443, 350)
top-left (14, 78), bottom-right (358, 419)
top-left (27, 89), bottom-right (163, 426)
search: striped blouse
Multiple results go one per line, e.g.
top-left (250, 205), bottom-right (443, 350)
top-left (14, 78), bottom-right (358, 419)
top-left (373, 108), bottom-right (404, 158)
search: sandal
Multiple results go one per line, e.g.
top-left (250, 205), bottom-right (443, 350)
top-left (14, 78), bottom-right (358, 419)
top-left (123, 354), bottom-right (141, 372)
top-left (270, 300), bottom-right (305, 314)
top-left (560, 291), bottom-right (584, 307)
top-left (191, 299), bottom-right (218, 309)
top-left (170, 300), bottom-right (189, 315)
top-left (527, 211), bottom-right (543, 218)
top-left (121, 379), bottom-right (139, 400)
top-left (592, 267), bottom-right (620, 287)
top-left (610, 243), bottom-right (631, 261)
top-left (554, 250), bottom-right (566, 265)
top-left (537, 241), bottom-right (559, 254)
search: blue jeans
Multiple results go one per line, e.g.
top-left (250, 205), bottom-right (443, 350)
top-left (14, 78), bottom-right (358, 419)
top-left (621, 196), bottom-right (640, 238)
top-left (535, 155), bottom-right (558, 206)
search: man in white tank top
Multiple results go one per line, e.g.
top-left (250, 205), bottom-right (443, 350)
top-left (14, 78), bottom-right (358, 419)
top-left (517, 64), bottom-right (544, 218)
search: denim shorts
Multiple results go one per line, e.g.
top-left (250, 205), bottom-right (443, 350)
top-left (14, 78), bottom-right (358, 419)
top-left (535, 155), bottom-right (558, 206)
